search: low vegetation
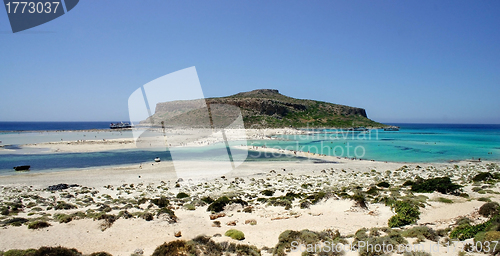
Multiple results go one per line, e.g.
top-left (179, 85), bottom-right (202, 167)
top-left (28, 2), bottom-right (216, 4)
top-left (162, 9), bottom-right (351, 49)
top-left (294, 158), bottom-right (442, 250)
top-left (27, 220), bottom-right (51, 229)
top-left (274, 229), bottom-right (345, 256)
top-left (152, 235), bottom-right (259, 256)
top-left (388, 201), bottom-right (420, 228)
top-left (0, 246), bottom-right (85, 256)
top-left (225, 229), bottom-right (245, 240)
top-left (410, 177), bottom-right (462, 195)
top-left (451, 203), bottom-right (500, 241)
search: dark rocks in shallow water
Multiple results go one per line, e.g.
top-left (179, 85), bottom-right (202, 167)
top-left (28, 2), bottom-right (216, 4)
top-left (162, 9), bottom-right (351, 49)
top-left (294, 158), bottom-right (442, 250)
top-left (47, 183), bottom-right (79, 191)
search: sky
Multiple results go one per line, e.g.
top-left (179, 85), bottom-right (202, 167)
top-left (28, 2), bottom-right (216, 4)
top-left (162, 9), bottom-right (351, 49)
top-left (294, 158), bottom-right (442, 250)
top-left (0, 0), bottom-right (499, 123)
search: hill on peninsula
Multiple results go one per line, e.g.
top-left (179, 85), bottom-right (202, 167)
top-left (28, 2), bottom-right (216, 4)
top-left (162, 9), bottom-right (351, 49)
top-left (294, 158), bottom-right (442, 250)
top-left (142, 89), bottom-right (386, 128)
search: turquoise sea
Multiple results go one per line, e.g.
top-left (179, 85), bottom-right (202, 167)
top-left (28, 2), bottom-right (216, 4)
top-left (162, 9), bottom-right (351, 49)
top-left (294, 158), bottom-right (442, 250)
top-left (0, 122), bottom-right (499, 174)
top-left (249, 123), bottom-right (500, 163)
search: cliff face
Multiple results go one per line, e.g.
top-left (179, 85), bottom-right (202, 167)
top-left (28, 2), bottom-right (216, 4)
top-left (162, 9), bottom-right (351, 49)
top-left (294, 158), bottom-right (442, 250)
top-left (144, 89), bottom-right (384, 128)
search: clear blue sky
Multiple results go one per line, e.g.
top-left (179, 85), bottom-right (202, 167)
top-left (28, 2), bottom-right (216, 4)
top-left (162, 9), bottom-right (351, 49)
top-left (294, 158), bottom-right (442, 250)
top-left (1, 0), bottom-right (499, 123)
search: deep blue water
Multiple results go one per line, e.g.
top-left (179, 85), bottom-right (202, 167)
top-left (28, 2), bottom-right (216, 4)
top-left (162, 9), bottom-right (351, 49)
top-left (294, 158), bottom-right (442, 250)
top-left (0, 122), bottom-right (117, 131)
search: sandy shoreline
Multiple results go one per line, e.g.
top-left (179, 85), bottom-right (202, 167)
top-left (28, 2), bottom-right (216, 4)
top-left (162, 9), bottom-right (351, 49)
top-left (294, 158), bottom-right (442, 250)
top-left (2, 128), bottom-right (302, 154)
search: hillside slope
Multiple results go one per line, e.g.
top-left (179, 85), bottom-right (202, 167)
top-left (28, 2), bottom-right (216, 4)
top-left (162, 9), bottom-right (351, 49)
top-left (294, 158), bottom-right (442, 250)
top-left (143, 89), bottom-right (386, 128)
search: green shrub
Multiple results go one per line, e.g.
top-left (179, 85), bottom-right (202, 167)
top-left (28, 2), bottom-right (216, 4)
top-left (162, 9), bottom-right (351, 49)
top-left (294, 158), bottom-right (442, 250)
top-left (96, 214), bottom-right (116, 231)
top-left (388, 201), bottom-right (420, 228)
top-left (3, 246), bottom-right (81, 256)
top-left (2, 249), bottom-right (37, 256)
top-left (402, 180), bottom-right (414, 186)
top-left (358, 236), bottom-right (398, 256)
top-left (307, 191), bottom-right (328, 204)
top-left (366, 186), bottom-right (379, 195)
top-left (117, 210), bottom-right (132, 219)
top-left (472, 172), bottom-right (494, 182)
top-left (150, 196), bottom-right (169, 208)
top-left (2, 202), bottom-right (24, 216)
top-left (54, 201), bottom-right (77, 210)
top-left (472, 187), bottom-right (483, 192)
top-left (353, 228), bottom-right (407, 256)
top-left (474, 231), bottom-right (500, 252)
top-left (54, 213), bottom-right (73, 223)
top-left (351, 192), bottom-right (368, 209)
top-left (207, 196), bottom-right (230, 213)
top-left (261, 190), bottom-right (274, 196)
top-left (89, 252), bottom-right (112, 256)
top-left (184, 204), bottom-right (195, 211)
top-left (484, 231), bottom-right (500, 241)
top-left (0, 207), bottom-right (10, 216)
top-left (231, 244), bottom-right (260, 256)
top-left (274, 229), bottom-right (344, 256)
top-left (201, 196), bottom-right (214, 204)
top-left (141, 212), bottom-right (154, 221)
top-left (402, 226), bottom-right (439, 242)
top-left (206, 196), bottom-right (248, 212)
top-left (152, 240), bottom-right (188, 256)
top-left (151, 235), bottom-right (259, 256)
top-left (411, 177), bottom-right (461, 194)
top-left (1, 217), bottom-right (29, 227)
top-left (479, 202), bottom-right (500, 217)
top-left (478, 197), bottom-right (492, 202)
top-left (225, 229), bottom-right (245, 240)
top-left (437, 197), bottom-right (453, 204)
top-left (268, 198), bottom-right (292, 210)
top-left (27, 221), bottom-right (51, 229)
top-left (450, 221), bottom-right (489, 240)
top-left (176, 192), bottom-right (189, 199)
top-left (300, 200), bottom-right (311, 209)
top-left (96, 204), bottom-right (112, 213)
top-left (38, 246), bottom-right (81, 256)
top-left (189, 235), bottom-right (224, 255)
top-left (377, 181), bottom-right (390, 188)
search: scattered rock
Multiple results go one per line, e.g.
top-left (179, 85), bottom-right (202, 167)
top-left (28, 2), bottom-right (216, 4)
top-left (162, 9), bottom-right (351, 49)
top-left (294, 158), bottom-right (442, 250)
top-left (210, 213), bottom-right (226, 220)
top-left (213, 233), bottom-right (221, 237)
top-left (133, 249), bottom-right (144, 255)
top-left (47, 184), bottom-right (79, 191)
top-left (174, 231), bottom-right (182, 237)
top-left (244, 219), bottom-right (257, 225)
top-left (226, 220), bottom-right (237, 226)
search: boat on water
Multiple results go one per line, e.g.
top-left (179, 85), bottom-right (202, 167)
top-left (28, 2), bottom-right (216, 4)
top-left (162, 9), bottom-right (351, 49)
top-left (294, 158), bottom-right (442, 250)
top-left (348, 127), bottom-right (368, 131)
top-left (13, 165), bottom-right (30, 171)
top-left (110, 122), bottom-right (133, 129)
top-left (384, 126), bottom-right (400, 131)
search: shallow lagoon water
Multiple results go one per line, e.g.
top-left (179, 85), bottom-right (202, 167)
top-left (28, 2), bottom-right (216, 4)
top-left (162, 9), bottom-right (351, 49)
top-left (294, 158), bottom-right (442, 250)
top-left (0, 123), bottom-right (499, 173)
top-left (250, 123), bottom-right (500, 163)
